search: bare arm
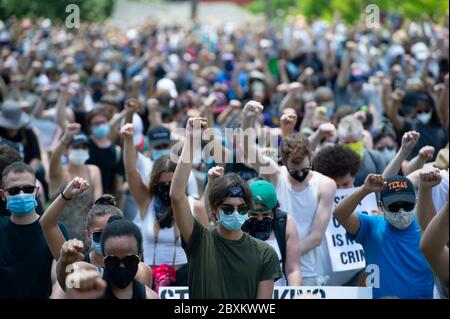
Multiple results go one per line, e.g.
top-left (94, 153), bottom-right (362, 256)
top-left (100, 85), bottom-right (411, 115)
top-left (147, 98), bottom-right (163, 127)
top-left (55, 88), bottom-right (70, 130)
top-left (404, 146), bottom-right (435, 176)
top-left (334, 174), bottom-right (386, 235)
top-left (285, 216), bottom-right (302, 286)
top-left (278, 82), bottom-right (302, 113)
top-left (386, 89), bottom-right (406, 132)
top-left (417, 168), bottom-right (442, 232)
top-left (256, 280), bottom-right (275, 299)
top-left (216, 104), bottom-right (235, 126)
top-left (420, 199), bottom-right (449, 285)
top-left (89, 165), bottom-right (103, 201)
top-left (241, 101), bottom-right (280, 185)
top-left (170, 117), bottom-right (207, 244)
top-left (383, 131), bottom-right (420, 178)
top-left (49, 123), bottom-right (81, 193)
top-left (336, 42), bottom-right (354, 88)
top-left (278, 59), bottom-right (290, 85)
top-left (120, 123), bottom-right (150, 216)
top-left (193, 200), bottom-right (210, 227)
top-left (299, 176), bottom-right (336, 255)
top-left (40, 177), bottom-right (90, 260)
top-left (308, 123), bottom-right (336, 152)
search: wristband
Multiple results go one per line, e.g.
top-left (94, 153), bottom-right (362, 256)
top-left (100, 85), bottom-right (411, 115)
top-left (61, 191), bottom-right (72, 201)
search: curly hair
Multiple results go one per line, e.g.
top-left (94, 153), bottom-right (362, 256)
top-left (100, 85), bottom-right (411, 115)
top-left (280, 133), bottom-right (311, 164)
top-left (313, 145), bottom-right (361, 178)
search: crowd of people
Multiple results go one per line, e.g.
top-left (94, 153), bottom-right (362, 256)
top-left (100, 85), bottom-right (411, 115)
top-left (0, 12), bottom-right (448, 299)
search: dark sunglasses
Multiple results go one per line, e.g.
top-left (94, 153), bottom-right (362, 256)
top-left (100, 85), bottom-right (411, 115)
top-left (377, 145), bottom-right (395, 152)
top-left (387, 201), bottom-right (415, 213)
top-left (221, 205), bottom-right (249, 216)
top-left (92, 231), bottom-right (102, 243)
top-left (5, 185), bottom-right (36, 196)
top-left (104, 255), bottom-right (140, 269)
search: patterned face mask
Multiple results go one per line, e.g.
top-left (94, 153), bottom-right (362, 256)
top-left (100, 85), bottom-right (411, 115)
top-left (384, 207), bottom-right (416, 230)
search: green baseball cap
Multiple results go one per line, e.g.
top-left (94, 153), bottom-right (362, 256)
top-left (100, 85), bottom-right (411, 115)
top-left (249, 180), bottom-right (278, 212)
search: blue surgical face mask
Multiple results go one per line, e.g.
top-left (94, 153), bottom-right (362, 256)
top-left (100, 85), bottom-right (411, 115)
top-left (219, 210), bottom-right (248, 231)
top-left (92, 124), bottom-right (110, 138)
top-left (380, 148), bottom-right (396, 163)
top-left (6, 193), bottom-right (38, 216)
top-left (152, 149), bottom-right (171, 161)
top-left (91, 239), bottom-right (103, 256)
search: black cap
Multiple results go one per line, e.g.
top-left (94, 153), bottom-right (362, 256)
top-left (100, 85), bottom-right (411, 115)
top-left (380, 176), bottom-right (416, 208)
top-left (69, 133), bottom-right (90, 147)
top-left (147, 125), bottom-right (171, 148)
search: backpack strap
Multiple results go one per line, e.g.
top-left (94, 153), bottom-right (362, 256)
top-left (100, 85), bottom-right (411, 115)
top-left (273, 208), bottom-right (288, 280)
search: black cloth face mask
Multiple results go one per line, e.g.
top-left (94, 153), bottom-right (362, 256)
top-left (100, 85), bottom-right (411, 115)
top-left (154, 183), bottom-right (173, 228)
top-left (289, 167), bottom-right (311, 183)
top-left (104, 255), bottom-right (139, 289)
top-left (242, 217), bottom-right (273, 241)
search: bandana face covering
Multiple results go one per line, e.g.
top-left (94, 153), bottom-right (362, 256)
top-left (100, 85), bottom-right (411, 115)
top-left (344, 141), bottom-right (364, 158)
top-left (154, 183), bottom-right (173, 228)
top-left (242, 217), bottom-right (273, 241)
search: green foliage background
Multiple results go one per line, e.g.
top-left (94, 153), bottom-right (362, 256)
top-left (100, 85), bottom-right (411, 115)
top-left (0, 0), bottom-right (448, 23)
top-left (248, 0), bottom-right (449, 22)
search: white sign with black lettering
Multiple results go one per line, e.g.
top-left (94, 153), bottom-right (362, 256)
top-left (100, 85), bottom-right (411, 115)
top-left (326, 188), bottom-right (378, 272)
top-left (159, 286), bottom-right (373, 299)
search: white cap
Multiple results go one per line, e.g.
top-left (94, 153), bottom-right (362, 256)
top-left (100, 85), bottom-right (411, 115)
top-left (411, 42), bottom-right (429, 61)
top-left (156, 78), bottom-right (178, 98)
top-left (107, 70), bottom-right (123, 85)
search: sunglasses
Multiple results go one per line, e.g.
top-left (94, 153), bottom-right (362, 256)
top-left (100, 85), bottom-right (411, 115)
top-left (386, 201), bottom-right (415, 213)
top-left (221, 205), bottom-right (249, 215)
top-left (92, 231), bottom-right (102, 243)
top-left (104, 255), bottom-right (140, 269)
top-left (5, 185), bottom-right (36, 196)
top-left (377, 145), bottom-right (395, 152)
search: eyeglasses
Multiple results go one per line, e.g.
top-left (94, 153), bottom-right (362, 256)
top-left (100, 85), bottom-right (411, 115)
top-left (377, 145), bottom-right (395, 152)
top-left (221, 205), bottom-right (249, 215)
top-left (92, 231), bottom-right (102, 243)
top-left (5, 185), bottom-right (36, 196)
top-left (387, 201), bottom-right (415, 213)
top-left (104, 255), bottom-right (140, 269)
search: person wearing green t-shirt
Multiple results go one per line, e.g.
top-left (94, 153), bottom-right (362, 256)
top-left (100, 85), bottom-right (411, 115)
top-left (170, 117), bottom-right (282, 299)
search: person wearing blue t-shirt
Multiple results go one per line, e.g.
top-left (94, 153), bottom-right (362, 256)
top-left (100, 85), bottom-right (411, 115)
top-left (333, 174), bottom-right (434, 299)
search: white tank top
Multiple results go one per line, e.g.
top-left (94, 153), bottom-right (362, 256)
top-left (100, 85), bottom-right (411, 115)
top-left (139, 196), bottom-right (195, 266)
top-left (265, 238), bottom-right (287, 286)
top-left (276, 166), bottom-right (323, 278)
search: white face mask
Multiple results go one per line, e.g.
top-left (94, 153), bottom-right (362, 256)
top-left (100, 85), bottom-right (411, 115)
top-left (417, 112), bottom-right (432, 125)
top-left (68, 149), bottom-right (90, 166)
top-left (384, 207), bottom-right (416, 230)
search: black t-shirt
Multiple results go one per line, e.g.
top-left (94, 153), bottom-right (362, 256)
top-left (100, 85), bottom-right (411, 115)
top-left (86, 140), bottom-right (124, 194)
top-left (402, 121), bottom-right (448, 161)
top-left (0, 217), bottom-right (68, 299)
top-left (0, 128), bottom-right (41, 164)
